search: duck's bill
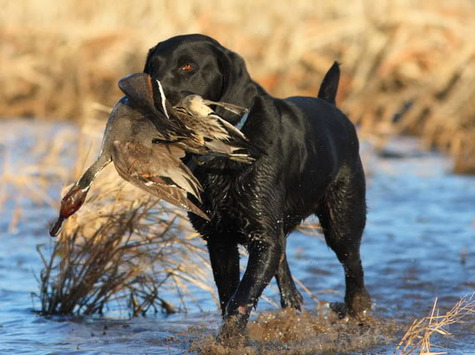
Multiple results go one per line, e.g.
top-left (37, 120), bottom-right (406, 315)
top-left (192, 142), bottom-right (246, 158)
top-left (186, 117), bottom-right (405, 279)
top-left (49, 216), bottom-right (65, 237)
top-left (202, 99), bottom-right (249, 116)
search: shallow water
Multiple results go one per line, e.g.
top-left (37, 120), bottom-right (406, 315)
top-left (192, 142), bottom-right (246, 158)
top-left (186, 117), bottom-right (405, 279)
top-left (0, 120), bottom-right (474, 354)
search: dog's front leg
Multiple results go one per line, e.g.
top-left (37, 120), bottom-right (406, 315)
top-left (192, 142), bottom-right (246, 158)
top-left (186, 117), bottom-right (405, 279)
top-left (207, 235), bottom-right (240, 315)
top-left (218, 234), bottom-right (282, 340)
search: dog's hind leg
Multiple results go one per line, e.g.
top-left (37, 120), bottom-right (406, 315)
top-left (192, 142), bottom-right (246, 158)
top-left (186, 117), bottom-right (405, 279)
top-left (275, 247), bottom-right (304, 309)
top-left (316, 160), bottom-right (372, 319)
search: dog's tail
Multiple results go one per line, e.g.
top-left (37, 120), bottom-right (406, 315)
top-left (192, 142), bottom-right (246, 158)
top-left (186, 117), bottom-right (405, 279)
top-left (317, 61), bottom-right (340, 105)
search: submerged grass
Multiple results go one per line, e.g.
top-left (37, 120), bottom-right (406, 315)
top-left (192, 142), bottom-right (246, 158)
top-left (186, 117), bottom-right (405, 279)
top-left (1, 0), bottom-right (474, 172)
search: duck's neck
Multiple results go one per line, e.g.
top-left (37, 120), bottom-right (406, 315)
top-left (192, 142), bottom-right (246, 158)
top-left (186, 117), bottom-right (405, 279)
top-left (77, 153), bottom-right (112, 190)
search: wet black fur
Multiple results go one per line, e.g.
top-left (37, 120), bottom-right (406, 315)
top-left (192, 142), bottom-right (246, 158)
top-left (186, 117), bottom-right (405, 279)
top-left (144, 34), bottom-right (371, 337)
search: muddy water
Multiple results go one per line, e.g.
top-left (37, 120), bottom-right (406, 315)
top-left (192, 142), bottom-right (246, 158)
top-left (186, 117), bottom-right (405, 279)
top-left (0, 120), bottom-right (474, 354)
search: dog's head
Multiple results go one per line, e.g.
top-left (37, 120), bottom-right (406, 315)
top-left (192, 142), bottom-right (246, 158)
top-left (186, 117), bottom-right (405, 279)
top-left (143, 34), bottom-right (258, 122)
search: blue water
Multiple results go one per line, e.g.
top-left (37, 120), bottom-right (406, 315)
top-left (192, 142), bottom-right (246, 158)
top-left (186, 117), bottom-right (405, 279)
top-left (0, 120), bottom-right (474, 353)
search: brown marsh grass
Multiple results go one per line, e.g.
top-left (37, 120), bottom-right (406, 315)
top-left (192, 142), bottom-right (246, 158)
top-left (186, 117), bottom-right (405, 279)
top-left (1, 0), bottom-right (474, 172)
top-left (37, 197), bottom-right (214, 315)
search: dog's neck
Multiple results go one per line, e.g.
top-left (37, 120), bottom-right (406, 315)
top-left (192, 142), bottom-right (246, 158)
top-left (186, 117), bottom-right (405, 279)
top-left (217, 79), bottom-right (261, 127)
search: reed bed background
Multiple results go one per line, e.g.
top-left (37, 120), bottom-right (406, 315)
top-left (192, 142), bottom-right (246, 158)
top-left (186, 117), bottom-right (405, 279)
top-left (1, 0), bottom-right (474, 172)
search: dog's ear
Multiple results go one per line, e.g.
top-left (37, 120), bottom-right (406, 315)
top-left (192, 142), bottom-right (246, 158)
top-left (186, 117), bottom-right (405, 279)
top-left (143, 43), bottom-right (160, 74)
top-left (216, 47), bottom-right (258, 113)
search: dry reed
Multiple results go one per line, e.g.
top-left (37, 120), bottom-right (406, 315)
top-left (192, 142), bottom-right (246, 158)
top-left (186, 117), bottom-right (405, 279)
top-left (37, 198), bottom-right (214, 315)
top-left (1, 0), bottom-right (474, 172)
top-left (395, 293), bottom-right (475, 354)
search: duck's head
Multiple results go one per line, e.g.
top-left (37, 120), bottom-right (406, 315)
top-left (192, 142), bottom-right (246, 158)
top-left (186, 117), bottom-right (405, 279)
top-left (49, 153), bottom-right (112, 237)
top-left (49, 184), bottom-right (89, 236)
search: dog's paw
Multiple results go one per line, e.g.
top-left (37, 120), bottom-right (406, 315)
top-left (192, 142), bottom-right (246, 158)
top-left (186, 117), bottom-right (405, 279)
top-left (280, 289), bottom-right (304, 310)
top-left (347, 288), bottom-right (372, 317)
top-left (329, 302), bottom-right (349, 320)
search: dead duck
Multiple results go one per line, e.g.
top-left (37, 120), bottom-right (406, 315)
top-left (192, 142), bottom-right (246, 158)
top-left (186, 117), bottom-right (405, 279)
top-left (50, 73), bottom-right (252, 236)
top-left (50, 76), bottom-right (205, 236)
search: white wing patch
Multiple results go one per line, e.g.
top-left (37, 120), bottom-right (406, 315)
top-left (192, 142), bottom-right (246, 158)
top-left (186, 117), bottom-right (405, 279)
top-left (155, 80), bottom-right (169, 119)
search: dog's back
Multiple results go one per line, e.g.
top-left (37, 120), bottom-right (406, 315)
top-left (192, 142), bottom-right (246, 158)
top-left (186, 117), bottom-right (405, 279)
top-left (281, 64), bottom-right (360, 232)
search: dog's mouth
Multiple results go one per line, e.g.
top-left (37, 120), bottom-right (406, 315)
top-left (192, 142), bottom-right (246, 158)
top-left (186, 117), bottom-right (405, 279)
top-left (164, 91), bottom-right (186, 106)
top-left (176, 93), bottom-right (249, 127)
top-left (148, 84), bottom-right (249, 128)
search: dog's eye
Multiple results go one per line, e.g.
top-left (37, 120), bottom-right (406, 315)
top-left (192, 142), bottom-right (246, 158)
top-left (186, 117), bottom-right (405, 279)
top-left (180, 64), bottom-right (194, 72)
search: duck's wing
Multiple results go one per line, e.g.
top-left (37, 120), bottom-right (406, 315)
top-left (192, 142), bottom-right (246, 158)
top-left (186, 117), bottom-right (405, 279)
top-left (111, 141), bottom-right (208, 220)
top-left (210, 114), bottom-right (248, 142)
top-left (203, 140), bottom-right (254, 163)
top-left (174, 96), bottom-right (249, 143)
top-left (177, 109), bottom-right (230, 140)
top-left (171, 109), bottom-right (254, 163)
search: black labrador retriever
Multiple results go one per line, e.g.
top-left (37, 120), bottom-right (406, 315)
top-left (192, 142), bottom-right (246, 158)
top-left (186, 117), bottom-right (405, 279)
top-left (143, 34), bottom-right (371, 338)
